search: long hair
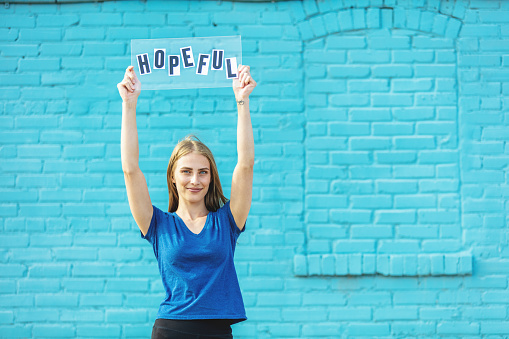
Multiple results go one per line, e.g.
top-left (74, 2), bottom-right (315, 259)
top-left (167, 135), bottom-right (227, 213)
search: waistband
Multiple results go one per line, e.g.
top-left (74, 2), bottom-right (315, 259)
top-left (153, 318), bottom-right (233, 335)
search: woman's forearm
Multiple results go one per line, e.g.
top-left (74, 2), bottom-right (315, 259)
top-left (121, 100), bottom-right (140, 173)
top-left (236, 99), bottom-right (255, 168)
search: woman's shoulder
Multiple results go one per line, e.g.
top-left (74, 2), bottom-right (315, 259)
top-left (210, 201), bottom-right (236, 226)
top-left (152, 205), bottom-right (179, 223)
top-left (212, 200), bottom-right (231, 215)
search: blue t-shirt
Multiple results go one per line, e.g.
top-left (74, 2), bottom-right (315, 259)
top-left (141, 201), bottom-right (246, 323)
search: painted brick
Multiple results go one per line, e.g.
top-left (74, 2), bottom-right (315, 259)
top-left (37, 14), bottom-right (79, 27)
top-left (1, 2), bottom-right (508, 338)
top-left (18, 28), bottom-right (61, 41)
top-left (337, 10), bottom-right (354, 31)
top-left (81, 13), bottom-right (122, 26)
top-left (76, 325), bottom-right (121, 338)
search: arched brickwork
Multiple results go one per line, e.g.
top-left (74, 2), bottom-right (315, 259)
top-left (293, 3), bottom-right (472, 276)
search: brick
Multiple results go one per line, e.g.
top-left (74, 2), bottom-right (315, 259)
top-left (0, 311), bottom-right (14, 324)
top-left (64, 27), bottom-right (105, 40)
top-left (351, 195), bottom-right (392, 209)
top-left (329, 65), bottom-right (370, 78)
top-left (330, 93), bottom-right (370, 106)
top-left (350, 108), bottom-right (391, 121)
top-left (372, 65), bottom-right (413, 78)
top-left (0, 44), bottom-right (38, 57)
top-left (37, 14), bottom-right (79, 27)
top-left (260, 40), bottom-right (302, 53)
top-left (393, 79), bottom-right (433, 92)
top-left (415, 65), bottom-right (456, 77)
top-left (321, 12), bottom-right (339, 34)
top-left (303, 293), bottom-right (346, 306)
top-left (0, 325), bottom-right (32, 338)
top-left (437, 321), bottom-right (479, 334)
top-left (106, 310), bottom-right (147, 323)
top-left (461, 24), bottom-right (500, 37)
top-left (373, 123), bottom-right (413, 136)
top-left (374, 307), bottom-right (418, 320)
top-left (337, 10), bottom-right (353, 31)
top-left (258, 293), bottom-right (301, 306)
top-left (81, 13), bottom-right (122, 26)
top-left (261, 11), bottom-right (291, 24)
top-left (307, 79), bottom-right (346, 93)
top-left (372, 93), bottom-right (413, 106)
top-left (481, 321), bottom-right (509, 334)
top-left (349, 292), bottom-right (391, 306)
top-left (76, 325), bottom-right (121, 338)
top-left (376, 210), bottom-right (416, 224)
top-left (333, 240), bottom-right (375, 253)
top-left (83, 42), bottom-right (125, 56)
top-left (302, 323), bottom-right (342, 336)
top-left (18, 28), bottom-right (61, 41)
top-left (370, 36), bottom-right (410, 49)
top-left (0, 14), bottom-right (36, 28)
top-left (351, 225), bottom-right (392, 238)
top-left (480, 39), bottom-right (509, 51)
top-left (393, 50), bottom-right (434, 63)
top-left (349, 81), bottom-right (390, 96)
top-left (479, 11), bottom-right (509, 23)
top-left (0, 28), bottom-right (17, 42)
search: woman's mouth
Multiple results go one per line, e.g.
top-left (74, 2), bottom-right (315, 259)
top-left (187, 188), bottom-right (202, 193)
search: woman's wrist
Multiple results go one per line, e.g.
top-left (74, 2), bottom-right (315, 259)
top-left (122, 99), bottom-right (138, 112)
top-left (236, 97), bottom-right (249, 105)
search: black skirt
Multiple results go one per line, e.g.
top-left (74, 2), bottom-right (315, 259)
top-left (151, 319), bottom-right (234, 339)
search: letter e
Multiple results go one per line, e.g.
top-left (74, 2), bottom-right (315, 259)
top-left (180, 46), bottom-right (194, 68)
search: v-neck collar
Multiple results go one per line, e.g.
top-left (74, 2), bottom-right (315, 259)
top-left (175, 212), bottom-right (211, 236)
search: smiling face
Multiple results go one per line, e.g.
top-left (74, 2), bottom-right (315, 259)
top-left (172, 152), bottom-right (211, 206)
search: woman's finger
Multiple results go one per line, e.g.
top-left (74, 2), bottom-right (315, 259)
top-left (128, 75), bottom-right (135, 87)
top-left (124, 66), bottom-right (136, 84)
top-left (238, 65), bottom-right (248, 76)
top-left (123, 75), bottom-right (134, 89)
top-left (244, 75), bottom-right (251, 86)
top-left (127, 72), bottom-right (135, 84)
top-left (123, 79), bottom-right (134, 92)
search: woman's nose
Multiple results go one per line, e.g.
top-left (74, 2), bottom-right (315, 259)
top-left (190, 174), bottom-right (199, 184)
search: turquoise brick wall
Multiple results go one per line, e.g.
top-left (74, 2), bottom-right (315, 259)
top-left (1, 0), bottom-right (509, 338)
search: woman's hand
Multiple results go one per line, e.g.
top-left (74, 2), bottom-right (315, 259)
top-left (233, 65), bottom-right (256, 101)
top-left (117, 66), bottom-right (141, 103)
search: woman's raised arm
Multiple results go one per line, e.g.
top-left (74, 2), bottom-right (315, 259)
top-left (230, 65), bottom-right (257, 230)
top-left (118, 66), bottom-right (153, 236)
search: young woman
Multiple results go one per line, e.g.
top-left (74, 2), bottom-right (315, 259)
top-left (118, 65), bottom-right (256, 339)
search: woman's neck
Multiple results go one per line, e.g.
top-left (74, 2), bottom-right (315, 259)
top-left (176, 200), bottom-right (208, 220)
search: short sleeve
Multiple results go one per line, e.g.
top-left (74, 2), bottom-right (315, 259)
top-left (140, 205), bottom-right (163, 244)
top-left (223, 201), bottom-right (245, 237)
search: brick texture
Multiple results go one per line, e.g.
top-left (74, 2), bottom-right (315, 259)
top-left (1, 0), bottom-right (508, 338)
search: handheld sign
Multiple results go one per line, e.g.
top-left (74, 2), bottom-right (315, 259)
top-left (131, 35), bottom-right (242, 90)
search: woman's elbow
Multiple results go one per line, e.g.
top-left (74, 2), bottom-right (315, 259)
top-left (239, 158), bottom-right (255, 170)
top-left (122, 162), bottom-right (140, 175)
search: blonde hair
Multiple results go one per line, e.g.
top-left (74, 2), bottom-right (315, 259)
top-left (166, 135), bottom-right (227, 213)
